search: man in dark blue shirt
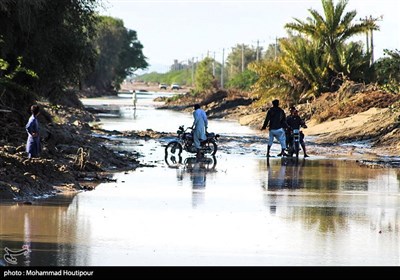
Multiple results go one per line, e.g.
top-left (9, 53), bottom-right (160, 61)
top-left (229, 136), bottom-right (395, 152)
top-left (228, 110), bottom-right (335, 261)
top-left (25, 104), bottom-right (41, 158)
top-left (261, 99), bottom-right (288, 157)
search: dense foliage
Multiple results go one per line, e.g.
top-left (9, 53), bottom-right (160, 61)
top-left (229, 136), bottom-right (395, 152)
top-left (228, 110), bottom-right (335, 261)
top-left (249, 0), bottom-right (378, 105)
top-left (84, 16), bottom-right (148, 92)
top-left (226, 69), bottom-right (258, 91)
top-left (195, 57), bottom-right (218, 93)
top-left (0, 0), bottom-right (98, 108)
top-left (0, 0), bottom-right (147, 111)
top-left (374, 49), bottom-right (400, 93)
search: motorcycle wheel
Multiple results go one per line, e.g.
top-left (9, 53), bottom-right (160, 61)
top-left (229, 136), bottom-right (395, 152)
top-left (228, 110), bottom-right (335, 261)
top-left (165, 154), bottom-right (182, 168)
top-left (202, 140), bottom-right (217, 155)
top-left (204, 155), bottom-right (217, 170)
top-left (165, 141), bottom-right (183, 156)
top-left (294, 141), bottom-right (300, 158)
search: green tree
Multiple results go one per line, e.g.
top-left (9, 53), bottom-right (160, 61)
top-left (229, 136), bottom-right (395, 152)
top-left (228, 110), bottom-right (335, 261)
top-left (249, 0), bottom-right (379, 105)
top-left (226, 44), bottom-right (258, 78)
top-left (195, 57), bottom-right (217, 93)
top-left (339, 41), bottom-right (372, 83)
top-left (0, 54), bottom-right (38, 110)
top-left (279, 35), bottom-right (330, 100)
top-left (0, 0), bottom-right (99, 106)
top-left (226, 69), bottom-right (258, 91)
top-left (84, 16), bottom-right (123, 92)
top-left (249, 34), bottom-right (331, 104)
top-left (117, 29), bottom-right (148, 82)
top-left (374, 49), bottom-right (400, 93)
top-left (248, 55), bottom-right (292, 105)
top-left (138, 68), bottom-right (193, 87)
top-left (84, 16), bottom-right (148, 92)
top-left (251, 34), bottom-right (372, 103)
top-left (284, 0), bottom-right (375, 77)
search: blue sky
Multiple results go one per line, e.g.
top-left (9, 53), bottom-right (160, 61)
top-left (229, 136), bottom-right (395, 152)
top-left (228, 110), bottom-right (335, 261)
top-left (100, 0), bottom-right (400, 73)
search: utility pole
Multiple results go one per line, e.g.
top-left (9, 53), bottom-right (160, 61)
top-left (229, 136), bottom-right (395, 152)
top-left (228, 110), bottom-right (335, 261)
top-left (221, 48), bottom-right (225, 88)
top-left (241, 43), bottom-right (245, 72)
top-left (252, 39), bottom-right (265, 61)
top-left (191, 57), bottom-right (194, 87)
top-left (213, 51), bottom-right (216, 76)
top-left (256, 39), bottom-right (259, 61)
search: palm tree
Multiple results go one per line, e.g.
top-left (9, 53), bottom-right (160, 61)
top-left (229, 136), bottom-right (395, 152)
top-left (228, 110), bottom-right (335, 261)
top-left (250, 34), bottom-right (331, 103)
top-left (279, 35), bottom-right (330, 99)
top-left (284, 0), bottom-right (377, 76)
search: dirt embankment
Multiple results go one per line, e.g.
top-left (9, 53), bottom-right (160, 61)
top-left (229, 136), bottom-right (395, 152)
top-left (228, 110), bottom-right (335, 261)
top-left (0, 103), bottom-right (140, 202)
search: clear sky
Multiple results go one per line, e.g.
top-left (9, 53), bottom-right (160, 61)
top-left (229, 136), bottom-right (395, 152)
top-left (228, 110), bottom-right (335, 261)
top-left (99, 0), bottom-right (400, 73)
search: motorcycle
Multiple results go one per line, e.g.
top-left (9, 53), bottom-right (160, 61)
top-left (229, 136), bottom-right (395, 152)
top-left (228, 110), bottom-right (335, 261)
top-left (287, 128), bottom-right (301, 158)
top-left (165, 125), bottom-right (220, 157)
top-left (286, 125), bottom-right (306, 159)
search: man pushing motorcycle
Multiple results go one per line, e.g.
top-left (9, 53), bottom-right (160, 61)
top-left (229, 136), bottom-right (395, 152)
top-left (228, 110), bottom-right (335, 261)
top-left (192, 104), bottom-right (208, 158)
top-left (261, 99), bottom-right (288, 157)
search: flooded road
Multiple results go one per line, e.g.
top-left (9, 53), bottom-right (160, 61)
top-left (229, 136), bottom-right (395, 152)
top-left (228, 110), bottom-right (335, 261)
top-left (1, 92), bottom-right (400, 266)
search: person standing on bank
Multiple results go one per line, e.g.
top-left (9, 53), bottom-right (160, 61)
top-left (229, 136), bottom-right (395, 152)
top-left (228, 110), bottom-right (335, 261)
top-left (261, 99), bottom-right (288, 157)
top-left (26, 104), bottom-right (41, 158)
top-left (192, 104), bottom-right (208, 158)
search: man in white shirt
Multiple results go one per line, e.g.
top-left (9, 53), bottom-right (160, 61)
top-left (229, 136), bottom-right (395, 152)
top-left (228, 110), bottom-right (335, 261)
top-left (192, 104), bottom-right (208, 158)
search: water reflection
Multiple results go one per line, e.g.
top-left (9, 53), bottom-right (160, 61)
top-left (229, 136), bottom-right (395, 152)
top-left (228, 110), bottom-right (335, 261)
top-left (259, 158), bottom-right (388, 193)
top-left (165, 155), bottom-right (217, 208)
top-left (120, 106), bottom-right (137, 119)
top-left (263, 157), bottom-right (306, 190)
top-left (260, 158), bottom-right (400, 236)
top-left (0, 193), bottom-right (89, 266)
top-left (186, 156), bottom-right (217, 184)
top-left (261, 158), bottom-right (303, 215)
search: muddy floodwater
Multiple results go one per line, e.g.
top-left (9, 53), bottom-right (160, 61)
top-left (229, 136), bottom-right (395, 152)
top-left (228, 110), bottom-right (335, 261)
top-left (1, 92), bottom-right (400, 266)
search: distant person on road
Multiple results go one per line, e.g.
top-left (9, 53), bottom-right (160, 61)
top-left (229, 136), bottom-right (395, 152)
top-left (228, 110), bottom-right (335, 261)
top-left (261, 99), bottom-right (287, 157)
top-left (25, 104), bottom-right (41, 159)
top-left (192, 104), bottom-right (208, 158)
top-left (286, 106), bottom-right (309, 158)
top-left (131, 90), bottom-right (137, 109)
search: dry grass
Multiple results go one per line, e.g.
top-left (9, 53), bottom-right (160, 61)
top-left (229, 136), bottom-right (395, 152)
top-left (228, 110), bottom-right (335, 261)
top-left (310, 83), bottom-right (400, 124)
